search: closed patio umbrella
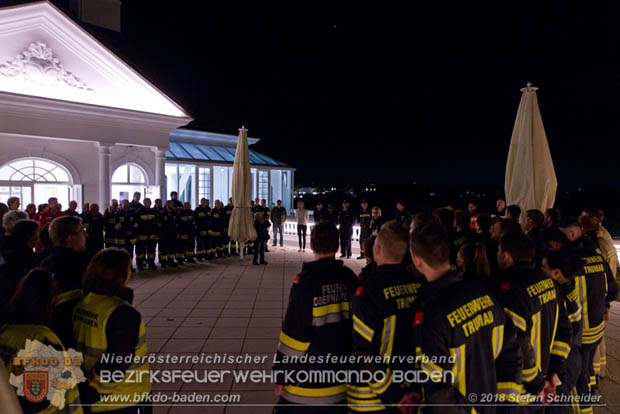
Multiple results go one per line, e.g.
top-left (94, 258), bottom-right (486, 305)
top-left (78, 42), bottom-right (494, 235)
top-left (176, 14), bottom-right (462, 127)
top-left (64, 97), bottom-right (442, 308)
top-left (505, 83), bottom-right (557, 225)
top-left (228, 126), bottom-right (256, 258)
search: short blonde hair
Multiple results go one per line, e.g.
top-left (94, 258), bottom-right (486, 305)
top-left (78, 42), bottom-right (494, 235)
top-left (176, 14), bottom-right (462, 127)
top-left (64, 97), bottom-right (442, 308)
top-left (372, 207), bottom-right (382, 217)
top-left (376, 220), bottom-right (408, 262)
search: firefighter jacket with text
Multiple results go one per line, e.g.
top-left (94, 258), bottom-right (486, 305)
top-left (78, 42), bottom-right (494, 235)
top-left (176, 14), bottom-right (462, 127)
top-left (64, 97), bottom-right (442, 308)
top-left (176, 208), bottom-right (195, 238)
top-left (414, 272), bottom-right (522, 414)
top-left (210, 207), bottom-right (224, 235)
top-left (273, 257), bottom-right (357, 405)
top-left (103, 209), bottom-right (118, 245)
top-left (348, 264), bottom-right (425, 413)
top-left (159, 208), bottom-right (177, 238)
top-left (569, 237), bottom-right (619, 345)
top-left (194, 206), bottom-right (211, 236)
top-left (115, 208), bottom-right (136, 244)
top-left (491, 262), bottom-right (571, 398)
top-left (134, 207), bottom-right (159, 241)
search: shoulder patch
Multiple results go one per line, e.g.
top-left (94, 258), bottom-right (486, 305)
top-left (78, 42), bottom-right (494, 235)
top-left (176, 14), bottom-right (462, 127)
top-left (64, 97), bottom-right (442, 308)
top-left (500, 282), bottom-right (511, 291)
top-left (294, 275), bottom-right (301, 284)
top-left (355, 287), bottom-right (364, 296)
top-left (415, 312), bottom-right (424, 326)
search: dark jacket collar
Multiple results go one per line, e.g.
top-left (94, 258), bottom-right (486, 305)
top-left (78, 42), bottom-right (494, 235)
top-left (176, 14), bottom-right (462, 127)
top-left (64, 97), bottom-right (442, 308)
top-left (302, 257), bottom-right (343, 272)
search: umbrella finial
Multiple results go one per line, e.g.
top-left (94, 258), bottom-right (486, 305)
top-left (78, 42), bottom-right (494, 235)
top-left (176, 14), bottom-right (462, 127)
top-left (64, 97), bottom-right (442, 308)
top-left (520, 82), bottom-right (539, 92)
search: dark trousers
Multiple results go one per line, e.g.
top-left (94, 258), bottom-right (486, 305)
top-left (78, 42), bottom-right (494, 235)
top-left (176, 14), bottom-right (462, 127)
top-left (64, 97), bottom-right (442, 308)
top-left (177, 234), bottom-right (194, 260)
top-left (575, 340), bottom-right (600, 413)
top-left (196, 233), bottom-right (210, 258)
top-left (298, 224), bottom-right (307, 249)
top-left (340, 231), bottom-right (352, 257)
top-left (222, 232), bottom-right (231, 256)
top-left (359, 229), bottom-right (370, 256)
top-left (546, 347), bottom-right (582, 414)
top-left (136, 238), bottom-right (157, 266)
top-left (254, 239), bottom-right (266, 262)
top-left (159, 234), bottom-right (177, 264)
top-left (210, 232), bottom-right (222, 257)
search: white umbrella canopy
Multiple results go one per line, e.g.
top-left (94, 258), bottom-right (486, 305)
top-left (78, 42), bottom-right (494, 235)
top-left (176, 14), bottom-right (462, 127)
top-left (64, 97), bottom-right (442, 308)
top-left (505, 83), bottom-right (558, 225)
top-left (228, 126), bottom-right (257, 243)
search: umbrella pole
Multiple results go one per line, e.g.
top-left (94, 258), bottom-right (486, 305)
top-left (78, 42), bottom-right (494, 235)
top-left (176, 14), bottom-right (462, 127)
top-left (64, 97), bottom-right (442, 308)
top-left (240, 242), bottom-right (244, 261)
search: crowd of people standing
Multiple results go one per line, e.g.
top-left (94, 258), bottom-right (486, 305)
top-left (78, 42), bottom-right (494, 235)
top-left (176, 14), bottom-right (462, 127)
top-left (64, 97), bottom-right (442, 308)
top-left (0, 190), bottom-right (619, 413)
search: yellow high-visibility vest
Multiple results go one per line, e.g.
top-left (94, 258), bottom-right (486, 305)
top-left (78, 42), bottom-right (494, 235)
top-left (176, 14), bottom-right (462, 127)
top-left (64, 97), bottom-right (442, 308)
top-left (0, 323), bottom-right (83, 414)
top-left (73, 292), bottom-right (150, 412)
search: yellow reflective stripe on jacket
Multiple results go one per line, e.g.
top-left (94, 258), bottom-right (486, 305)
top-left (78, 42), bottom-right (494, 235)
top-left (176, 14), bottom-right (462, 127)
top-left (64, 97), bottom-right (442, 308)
top-left (522, 366), bottom-right (539, 382)
top-left (282, 384), bottom-right (346, 404)
top-left (56, 288), bottom-right (84, 307)
top-left (504, 308), bottom-right (527, 331)
top-left (450, 344), bottom-right (466, 397)
top-left (353, 315), bottom-right (374, 342)
top-left (530, 312), bottom-right (542, 370)
top-left (312, 302), bottom-right (351, 327)
top-left (379, 315), bottom-right (396, 357)
top-left (347, 395), bottom-right (385, 412)
top-left (550, 341), bottom-right (571, 359)
top-left (492, 325), bottom-right (504, 359)
top-left (277, 331), bottom-right (310, 357)
top-left (369, 367), bottom-right (393, 395)
top-left (497, 381), bottom-right (521, 403)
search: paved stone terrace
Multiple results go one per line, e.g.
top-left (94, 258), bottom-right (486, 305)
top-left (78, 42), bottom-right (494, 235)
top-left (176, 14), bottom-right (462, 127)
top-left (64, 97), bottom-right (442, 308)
top-left (128, 246), bottom-right (620, 414)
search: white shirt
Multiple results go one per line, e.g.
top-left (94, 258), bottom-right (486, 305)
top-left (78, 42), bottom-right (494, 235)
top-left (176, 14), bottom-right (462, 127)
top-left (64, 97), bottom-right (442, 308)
top-left (297, 208), bottom-right (309, 225)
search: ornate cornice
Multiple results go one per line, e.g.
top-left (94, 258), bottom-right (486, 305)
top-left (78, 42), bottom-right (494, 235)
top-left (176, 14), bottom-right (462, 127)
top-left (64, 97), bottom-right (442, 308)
top-left (0, 41), bottom-right (92, 91)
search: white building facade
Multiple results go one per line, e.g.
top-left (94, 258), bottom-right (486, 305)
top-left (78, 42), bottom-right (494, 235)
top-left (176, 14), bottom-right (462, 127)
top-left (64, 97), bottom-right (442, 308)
top-left (0, 1), bottom-right (293, 212)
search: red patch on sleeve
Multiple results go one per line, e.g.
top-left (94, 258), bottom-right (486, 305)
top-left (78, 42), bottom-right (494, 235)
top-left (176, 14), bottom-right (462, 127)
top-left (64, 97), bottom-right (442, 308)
top-left (294, 275), bottom-right (301, 284)
top-left (415, 312), bottom-right (424, 326)
top-left (355, 287), bottom-right (364, 296)
top-left (500, 282), bottom-right (511, 291)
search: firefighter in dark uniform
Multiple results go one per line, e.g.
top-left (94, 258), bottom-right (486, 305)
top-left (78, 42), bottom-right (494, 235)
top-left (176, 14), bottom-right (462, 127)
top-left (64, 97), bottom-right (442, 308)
top-left (348, 221), bottom-right (425, 412)
top-left (494, 233), bottom-right (572, 408)
top-left (313, 201), bottom-right (325, 224)
top-left (273, 222), bottom-right (357, 413)
top-left (357, 199), bottom-right (371, 260)
top-left (339, 200), bottom-right (355, 259)
top-left (260, 199), bottom-right (271, 252)
top-left (404, 223), bottom-right (522, 413)
top-left (83, 203), bottom-right (105, 257)
top-left (159, 200), bottom-right (178, 266)
top-left (542, 249), bottom-right (586, 414)
top-left (116, 200), bottom-right (137, 268)
top-left (559, 220), bottom-right (618, 403)
top-left (222, 198), bottom-right (234, 257)
top-left (169, 191), bottom-right (183, 211)
top-left (103, 199), bottom-right (119, 248)
top-left (325, 204), bottom-right (338, 227)
top-left (135, 198), bottom-right (158, 270)
top-left (209, 200), bottom-right (224, 258)
top-left (194, 198), bottom-right (211, 261)
top-left (177, 202), bottom-right (196, 263)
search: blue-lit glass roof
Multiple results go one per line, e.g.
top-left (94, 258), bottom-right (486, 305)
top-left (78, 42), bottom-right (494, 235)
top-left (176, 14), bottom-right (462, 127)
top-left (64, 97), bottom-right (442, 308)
top-left (166, 142), bottom-right (288, 167)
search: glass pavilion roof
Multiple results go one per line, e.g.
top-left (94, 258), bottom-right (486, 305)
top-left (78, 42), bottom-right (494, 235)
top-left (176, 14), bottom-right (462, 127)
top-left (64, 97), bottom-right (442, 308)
top-left (165, 141), bottom-right (288, 167)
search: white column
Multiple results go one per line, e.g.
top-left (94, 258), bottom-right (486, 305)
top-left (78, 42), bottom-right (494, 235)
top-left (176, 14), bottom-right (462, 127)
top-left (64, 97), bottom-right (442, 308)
top-left (290, 170), bottom-right (295, 212)
top-left (209, 165), bottom-right (214, 202)
top-left (267, 169), bottom-right (271, 208)
top-left (155, 148), bottom-right (166, 201)
top-left (98, 144), bottom-right (112, 209)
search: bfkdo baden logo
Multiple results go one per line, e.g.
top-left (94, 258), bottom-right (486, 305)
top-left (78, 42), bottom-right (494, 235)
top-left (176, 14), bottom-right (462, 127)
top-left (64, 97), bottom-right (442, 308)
top-left (9, 339), bottom-right (86, 409)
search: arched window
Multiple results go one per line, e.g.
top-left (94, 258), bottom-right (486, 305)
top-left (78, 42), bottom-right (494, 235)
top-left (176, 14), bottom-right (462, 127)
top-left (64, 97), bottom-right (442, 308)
top-left (0, 158), bottom-right (75, 209)
top-left (0, 159), bottom-right (71, 183)
top-left (111, 163), bottom-right (148, 202)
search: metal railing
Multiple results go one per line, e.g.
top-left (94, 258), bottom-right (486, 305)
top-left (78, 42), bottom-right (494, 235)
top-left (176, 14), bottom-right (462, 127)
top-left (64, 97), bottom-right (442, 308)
top-left (282, 220), bottom-right (362, 242)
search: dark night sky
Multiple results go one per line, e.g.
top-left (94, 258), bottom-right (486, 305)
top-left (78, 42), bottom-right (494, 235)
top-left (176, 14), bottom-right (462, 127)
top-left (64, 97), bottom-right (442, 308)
top-left (83, 1), bottom-right (620, 187)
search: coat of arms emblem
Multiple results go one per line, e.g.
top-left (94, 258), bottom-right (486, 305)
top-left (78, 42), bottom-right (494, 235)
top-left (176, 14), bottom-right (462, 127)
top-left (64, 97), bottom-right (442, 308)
top-left (23, 371), bottom-right (49, 403)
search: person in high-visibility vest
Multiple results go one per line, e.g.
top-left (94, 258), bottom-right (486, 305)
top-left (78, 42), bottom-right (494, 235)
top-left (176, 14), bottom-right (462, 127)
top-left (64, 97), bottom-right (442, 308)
top-left (73, 248), bottom-right (150, 413)
top-left (0, 268), bottom-right (83, 414)
top-left (39, 215), bottom-right (89, 349)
